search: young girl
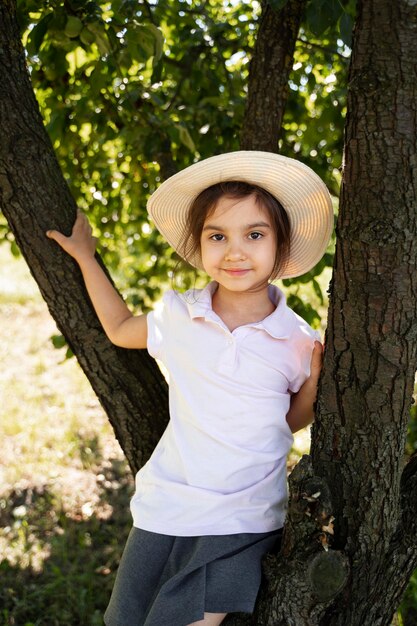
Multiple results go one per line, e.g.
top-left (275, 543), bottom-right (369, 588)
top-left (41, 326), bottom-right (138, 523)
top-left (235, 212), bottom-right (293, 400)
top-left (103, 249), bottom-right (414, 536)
top-left (46, 151), bottom-right (333, 626)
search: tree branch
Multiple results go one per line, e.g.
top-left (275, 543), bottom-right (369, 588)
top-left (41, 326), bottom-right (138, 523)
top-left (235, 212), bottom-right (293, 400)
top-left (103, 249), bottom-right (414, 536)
top-left (240, 0), bottom-right (306, 151)
top-left (0, 0), bottom-right (170, 476)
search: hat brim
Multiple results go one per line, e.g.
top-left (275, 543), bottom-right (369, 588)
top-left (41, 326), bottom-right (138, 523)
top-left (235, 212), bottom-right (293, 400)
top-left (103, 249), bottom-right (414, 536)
top-left (147, 151), bottom-right (334, 279)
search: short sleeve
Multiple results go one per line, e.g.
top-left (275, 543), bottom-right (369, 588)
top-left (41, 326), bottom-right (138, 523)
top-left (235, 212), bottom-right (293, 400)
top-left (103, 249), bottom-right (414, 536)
top-left (146, 291), bottom-right (175, 362)
top-left (288, 328), bottom-right (321, 394)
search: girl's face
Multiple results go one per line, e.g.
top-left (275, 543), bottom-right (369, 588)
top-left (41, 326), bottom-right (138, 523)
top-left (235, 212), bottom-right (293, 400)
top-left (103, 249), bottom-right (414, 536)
top-left (200, 194), bottom-right (277, 293)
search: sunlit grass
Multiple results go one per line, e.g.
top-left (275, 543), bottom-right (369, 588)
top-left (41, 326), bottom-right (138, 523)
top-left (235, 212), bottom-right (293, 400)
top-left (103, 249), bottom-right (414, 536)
top-left (0, 243), bottom-right (133, 625)
top-left (0, 245), bottom-right (41, 305)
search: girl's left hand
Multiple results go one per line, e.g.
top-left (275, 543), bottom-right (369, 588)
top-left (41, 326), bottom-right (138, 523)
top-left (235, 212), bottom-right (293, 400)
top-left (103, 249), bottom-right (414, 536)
top-left (285, 340), bottom-right (324, 433)
top-left (310, 340), bottom-right (324, 382)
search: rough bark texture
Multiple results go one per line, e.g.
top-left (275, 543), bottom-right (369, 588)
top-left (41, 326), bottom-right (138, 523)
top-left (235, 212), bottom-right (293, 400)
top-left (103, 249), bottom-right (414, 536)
top-left (245, 0), bottom-right (417, 624)
top-left (0, 0), bottom-right (169, 475)
top-left (240, 0), bottom-right (306, 151)
top-left (311, 0), bottom-right (417, 621)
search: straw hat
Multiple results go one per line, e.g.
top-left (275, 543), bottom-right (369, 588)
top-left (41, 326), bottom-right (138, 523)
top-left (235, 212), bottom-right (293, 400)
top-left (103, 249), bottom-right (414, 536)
top-left (147, 151), bottom-right (333, 279)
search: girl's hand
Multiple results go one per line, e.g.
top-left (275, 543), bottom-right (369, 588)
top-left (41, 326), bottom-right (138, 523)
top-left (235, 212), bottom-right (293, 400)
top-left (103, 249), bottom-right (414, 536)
top-left (297, 340), bottom-right (324, 401)
top-left (46, 210), bottom-right (97, 263)
top-left (286, 340), bottom-right (324, 433)
top-left (46, 211), bottom-right (148, 349)
top-left (309, 339), bottom-right (324, 383)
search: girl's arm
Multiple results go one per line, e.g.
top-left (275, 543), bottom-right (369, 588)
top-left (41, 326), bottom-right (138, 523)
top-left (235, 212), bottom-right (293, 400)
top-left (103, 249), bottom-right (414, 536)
top-left (286, 341), bottom-right (323, 433)
top-left (46, 210), bottom-right (148, 349)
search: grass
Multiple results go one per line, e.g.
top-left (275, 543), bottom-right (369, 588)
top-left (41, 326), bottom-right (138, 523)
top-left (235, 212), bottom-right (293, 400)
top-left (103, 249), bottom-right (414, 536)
top-left (0, 245), bottom-right (134, 626)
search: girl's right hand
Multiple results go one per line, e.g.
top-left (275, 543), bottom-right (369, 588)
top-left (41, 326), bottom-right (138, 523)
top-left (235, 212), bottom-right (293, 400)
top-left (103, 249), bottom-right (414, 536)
top-left (46, 210), bottom-right (98, 263)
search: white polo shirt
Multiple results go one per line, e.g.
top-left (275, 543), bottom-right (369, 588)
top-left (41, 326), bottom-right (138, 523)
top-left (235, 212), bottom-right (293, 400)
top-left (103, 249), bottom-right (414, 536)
top-left (130, 281), bottom-right (320, 536)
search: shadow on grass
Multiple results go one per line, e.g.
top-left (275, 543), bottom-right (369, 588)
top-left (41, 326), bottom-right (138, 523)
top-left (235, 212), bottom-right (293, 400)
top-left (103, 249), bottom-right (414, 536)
top-left (4, 432), bottom-right (416, 626)
top-left (0, 454), bottom-right (134, 626)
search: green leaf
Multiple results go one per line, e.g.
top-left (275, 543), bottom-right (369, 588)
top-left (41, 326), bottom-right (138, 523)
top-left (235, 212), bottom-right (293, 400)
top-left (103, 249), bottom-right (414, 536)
top-left (177, 125), bottom-right (195, 152)
top-left (305, 0), bottom-right (343, 36)
top-left (126, 23), bottom-right (164, 62)
top-left (151, 59), bottom-right (164, 84)
top-left (47, 111), bottom-right (66, 143)
top-left (65, 16), bottom-right (83, 39)
top-left (149, 24), bottom-right (164, 63)
top-left (86, 21), bottom-right (112, 55)
top-left (339, 11), bottom-right (353, 47)
top-left (286, 294), bottom-right (321, 327)
top-left (267, 0), bottom-right (290, 10)
top-left (89, 64), bottom-right (108, 96)
top-left (51, 334), bottom-right (67, 349)
top-left (10, 241), bottom-right (21, 258)
top-left (26, 12), bottom-right (53, 55)
top-left (80, 27), bottom-right (96, 46)
top-left (47, 9), bottom-right (67, 32)
top-left (42, 48), bottom-right (69, 79)
top-left (312, 277), bottom-right (324, 304)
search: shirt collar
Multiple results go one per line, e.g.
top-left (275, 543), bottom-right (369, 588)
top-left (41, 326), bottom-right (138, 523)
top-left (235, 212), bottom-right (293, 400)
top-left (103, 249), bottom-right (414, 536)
top-left (261, 283), bottom-right (296, 339)
top-left (185, 281), bottom-right (296, 339)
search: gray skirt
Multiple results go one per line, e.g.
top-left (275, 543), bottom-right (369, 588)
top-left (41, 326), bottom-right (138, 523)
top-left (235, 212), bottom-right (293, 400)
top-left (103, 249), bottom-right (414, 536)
top-left (104, 526), bottom-right (282, 626)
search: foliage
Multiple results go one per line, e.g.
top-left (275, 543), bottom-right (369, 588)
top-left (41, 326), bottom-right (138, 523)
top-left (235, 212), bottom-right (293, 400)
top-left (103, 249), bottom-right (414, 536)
top-left (9, 0), bottom-right (261, 308)
top-left (0, 0), bottom-right (352, 317)
top-left (399, 567), bottom-right (417, 626)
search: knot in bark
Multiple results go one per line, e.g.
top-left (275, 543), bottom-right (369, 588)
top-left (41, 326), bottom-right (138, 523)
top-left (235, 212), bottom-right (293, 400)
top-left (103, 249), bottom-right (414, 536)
top-left (308, 550), bottom-right (350, 602)
top-left (284, 455), bottom-right (335, 554)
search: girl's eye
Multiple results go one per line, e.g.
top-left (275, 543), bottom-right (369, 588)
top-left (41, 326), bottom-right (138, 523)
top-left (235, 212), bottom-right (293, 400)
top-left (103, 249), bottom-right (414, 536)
top-left (209, 234), bottom-right (225, 241)
top-left (249, 232), bottom-right (263, 240)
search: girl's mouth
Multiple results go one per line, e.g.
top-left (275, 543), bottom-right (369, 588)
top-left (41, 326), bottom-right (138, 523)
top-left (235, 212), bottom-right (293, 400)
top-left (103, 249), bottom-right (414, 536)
top-left (223, 268), bottom-right (250, 276)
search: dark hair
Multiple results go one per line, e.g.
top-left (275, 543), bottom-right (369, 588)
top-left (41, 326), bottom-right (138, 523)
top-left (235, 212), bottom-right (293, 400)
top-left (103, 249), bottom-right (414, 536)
top-left (178, 181), bottom-right (291, 280)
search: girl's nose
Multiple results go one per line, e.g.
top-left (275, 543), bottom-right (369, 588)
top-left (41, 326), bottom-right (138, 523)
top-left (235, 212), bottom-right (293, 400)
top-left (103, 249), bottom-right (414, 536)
top-left (224, 241), bottom-right (247, 261)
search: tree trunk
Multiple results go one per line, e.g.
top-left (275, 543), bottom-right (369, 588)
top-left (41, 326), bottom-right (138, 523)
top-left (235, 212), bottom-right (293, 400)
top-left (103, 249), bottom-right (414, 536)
top-left (0, 0), bottom-right (169, 475)
top-left (240, 0), bottom-right (306, 151)
top-left (249, 0), bottom-right (417, 624)
top-left (312, 0), bottom-right (417, 620)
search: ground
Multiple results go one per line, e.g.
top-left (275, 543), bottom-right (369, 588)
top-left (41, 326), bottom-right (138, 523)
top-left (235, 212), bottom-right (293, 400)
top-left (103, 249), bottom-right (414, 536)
top-left (0, 245), bottom-right (133, 625)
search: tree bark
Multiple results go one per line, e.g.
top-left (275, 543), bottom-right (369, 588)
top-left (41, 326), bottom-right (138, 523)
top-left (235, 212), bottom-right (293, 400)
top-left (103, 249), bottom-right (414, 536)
top-left (312, 0), bottom-right (417, 618)
top-left (0, 0), bottom-right (169, 476)
top-left (247, 0), bottom-right (417, 623)
top-left (240, 0), bottom-right (306, 152)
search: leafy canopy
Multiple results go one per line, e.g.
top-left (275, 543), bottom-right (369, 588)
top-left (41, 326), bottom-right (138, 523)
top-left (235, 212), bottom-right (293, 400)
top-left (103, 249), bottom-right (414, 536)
top-left (5, 0), bottom-right (353, 321)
